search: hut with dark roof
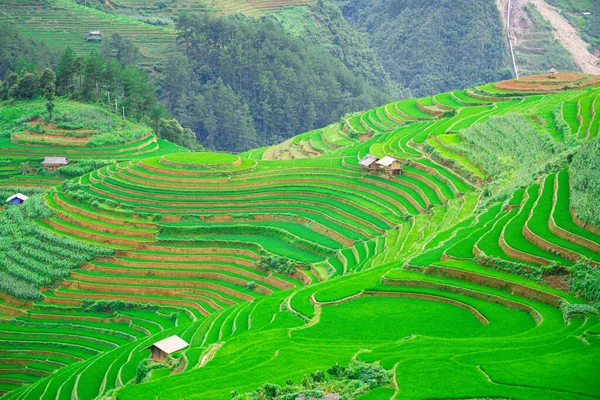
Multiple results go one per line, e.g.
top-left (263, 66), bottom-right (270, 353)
top-left (359, 154), bottom-right (379, 171)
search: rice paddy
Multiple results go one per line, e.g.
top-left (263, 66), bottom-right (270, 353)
top-left (0, 73), bottom-right (599, 399)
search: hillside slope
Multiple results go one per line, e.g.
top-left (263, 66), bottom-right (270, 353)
top-left (0, 99), bottom-right (187, 189)
top-left (496, 0), bottom-right (599, 76)
top-left (337, 0), bottom-right (513, 96)
top-left (0, 73), bottom-right (599, 399)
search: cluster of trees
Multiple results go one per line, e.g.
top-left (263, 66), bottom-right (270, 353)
top-left (339, 0), bottom-right (513, 96)
top-left (81, 299), bottom-right (160, 313)
top-left (257, 254), bottom-right (297, 275)
top-left (269, 0), bottom-right (403, 98)
top-left (0, 26), bottom-right (55, 81)
top-left (0, 68), bottom-right (57, 118)
top-left (232, 361), bottom-right (390, 399)
top-left (160, 13), bottom-right (392, 152)
top-left (0, 28), bottom-right (196, 150)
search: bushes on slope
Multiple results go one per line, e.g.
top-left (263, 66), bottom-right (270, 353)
top-left (0, 195), bottom-right (113, 300)
top-left (339, 0), bottom-right (512, 96)
top-left (81, 299), bottom-right (160, 313)
top-left (450, 114), bottom-right (574, 203)
top-left (257, 255), bottom-right (297, 275)
top-left (570, 139), bottom-right (600, 227)
top-left (232, 361), bottom-right (390, 400)
top-left (569, 261), bottom-right (600, 309)
top-left (60, 160), bottom-right (116, 178)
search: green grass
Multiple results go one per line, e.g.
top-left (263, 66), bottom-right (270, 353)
top-left (162, 152), bottom-right (239, 165)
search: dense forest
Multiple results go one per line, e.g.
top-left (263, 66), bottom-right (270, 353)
top-left (336, 0), bottom-right (513, 96)
top-left (0, 0), bottom-right (522, 152)
top-left (269, 0), bottom-right (403, 97)
top-left (160, 13), bottom-right (392, 152)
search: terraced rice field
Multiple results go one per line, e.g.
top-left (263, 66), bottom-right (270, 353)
top-left (0, 0), bottom-right (177, 62)
top-left (0, 0), bottom-right (315, 62)
top-left (1, 74), bottom-right (599, 399)
top-left (116, 0), bottom-right (313, 17)
top-left (0, 99), bottom-right (187, 189)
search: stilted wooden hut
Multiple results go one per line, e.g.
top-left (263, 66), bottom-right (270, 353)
top-left (376, 156), bottom-right (403, 176)
top-left (41, 157), bottom-right (69, 172)
top-left (145, 335), bottom-right (189, 362)
top-left (359, 154), bottom-right (379, 171)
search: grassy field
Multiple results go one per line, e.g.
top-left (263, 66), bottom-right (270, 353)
top-left (0, 73), bottom-right (599, 399)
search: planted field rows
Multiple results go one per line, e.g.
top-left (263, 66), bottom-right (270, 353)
top-left (1, 75), bottom-right (600, 399)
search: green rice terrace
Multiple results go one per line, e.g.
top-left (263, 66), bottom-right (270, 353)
top-left (0, 0), bottom-right (313, 62)
top-left (0, 72), bottom-right (600, 399)
top-left (0, 99), bottom-right (187, 189)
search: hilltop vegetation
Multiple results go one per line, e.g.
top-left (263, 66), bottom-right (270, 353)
top-left (337, 0), bottom-right (513, 96)
top-left (0, 97), bottom-right (187, 188)
top-left (6, 0), bottom-right (575, 151)
top-left (162, 13), bottom-right (392, 151)
top-left (0, 73), bottom-right (598, 399)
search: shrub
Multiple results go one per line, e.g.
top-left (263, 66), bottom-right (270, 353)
top-left (559, 300), bottom-right (597, 323)
top-left (135, 359), bottom-right (167, 384)
top-left (232, 361), bottom-right (390, 400)
top-left (59, 160), bottom-right (116, 178)
top-left (81, 299), bottom-right (160, 313)
top-left (257, 255), bottom-right (297, 275)
top-left (570, 139), bottom-right (600, 227)
top-left (569, 261), bottom-right (600, 308)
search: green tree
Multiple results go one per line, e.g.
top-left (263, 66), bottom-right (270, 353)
top-left (81, 51), bottom-right (105, 101)
top-left (101, 33), bottom-right (139, 65)
top-left (19, 161), bottom-right (30, 175)
top-left (158, 118), bottom-right (199, 150)
top-left (9, 73), bottom-right (38, 99)
top-left (40, 68), bottom-right (56, 119)
top-left (56, 47), bottom-right (77, 96)
top-left (39, 68), bottom-right (56, 99)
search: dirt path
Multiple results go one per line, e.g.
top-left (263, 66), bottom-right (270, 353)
top-left (527, 0), bottom-right (600, 74)
top-left (496, 0), bottom-right (519, 77)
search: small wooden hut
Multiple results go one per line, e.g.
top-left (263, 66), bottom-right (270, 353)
top-left (358, 154), bottom-right (379, 171)
top-left (41, 157), bottom-right (69, 172)
top-left (548, 68), bottom-right (558, 79)
top-left (6, 193), bottom-right (29, 205)
top-left (85, 31), bottom-right (102, 42)
top-left (376, 156), bottom-right (402, 176)
top-left (145, 335), bottom-right (189, 362)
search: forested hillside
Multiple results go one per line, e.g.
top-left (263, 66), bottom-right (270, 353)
top-left (337, 0), bottom-right (513, 96)
top-left (160, 14), bottom-right (392, 151)
top-left (269, 0), bottom-right (402, 97)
